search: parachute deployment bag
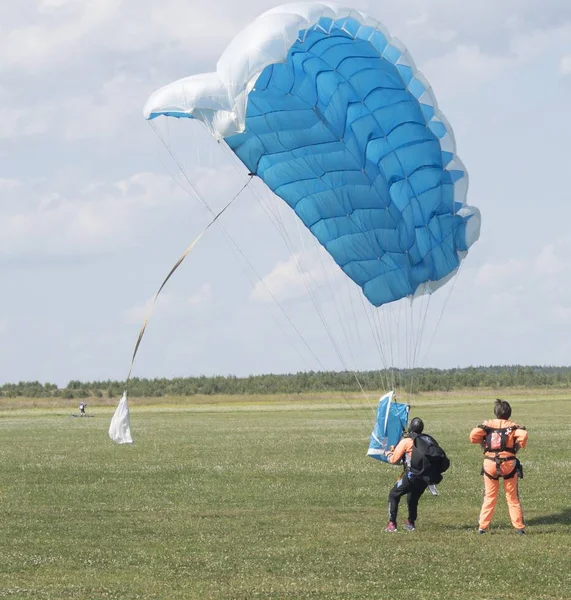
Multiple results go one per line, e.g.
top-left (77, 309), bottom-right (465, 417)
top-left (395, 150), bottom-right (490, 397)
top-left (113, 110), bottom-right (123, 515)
top-left (409, 434), bottom-right (450, 484)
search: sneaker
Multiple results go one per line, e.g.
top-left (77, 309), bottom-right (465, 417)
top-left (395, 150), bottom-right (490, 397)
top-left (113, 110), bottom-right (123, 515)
top-left (384, 521), bottom-right (397, 533)
top-left (477, 528), bottom-right (487, 534)
top-left (516, 529), bottom-right (525, 535)
top-left (404, 520), bottom-right (415, 531)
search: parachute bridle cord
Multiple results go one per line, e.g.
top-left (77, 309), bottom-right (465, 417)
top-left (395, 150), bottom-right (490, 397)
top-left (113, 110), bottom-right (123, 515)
top-left (124, 176), bottom-right (254, 385)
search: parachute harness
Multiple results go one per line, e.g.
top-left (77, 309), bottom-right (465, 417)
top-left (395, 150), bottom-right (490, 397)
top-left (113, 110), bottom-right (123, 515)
top-left (478, 424), bottom-right (526, 480)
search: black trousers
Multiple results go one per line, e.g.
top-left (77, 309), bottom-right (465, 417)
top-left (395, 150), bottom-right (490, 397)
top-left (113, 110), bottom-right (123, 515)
top-left (388, 473), bottom-right (428, 523)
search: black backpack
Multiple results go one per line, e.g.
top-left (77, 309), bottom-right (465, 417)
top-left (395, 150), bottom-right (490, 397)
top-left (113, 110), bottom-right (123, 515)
top-left (409, 433), bottom-right (450, 484)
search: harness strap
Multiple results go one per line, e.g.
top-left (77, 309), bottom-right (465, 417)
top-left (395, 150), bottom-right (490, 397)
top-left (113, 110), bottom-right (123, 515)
top-left (482, 455), bottom-right (520, 480)
top-left (478, 424), bottom-right (525, 454)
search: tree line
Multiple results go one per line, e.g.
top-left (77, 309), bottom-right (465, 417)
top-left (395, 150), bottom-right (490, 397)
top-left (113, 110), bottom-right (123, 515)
top-left (1, 365), bottom-right (571, 399)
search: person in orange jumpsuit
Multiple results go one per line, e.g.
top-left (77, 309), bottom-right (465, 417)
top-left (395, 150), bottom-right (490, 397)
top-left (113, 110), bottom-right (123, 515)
top-left (469, 399), bottom-right (528, 534)
top-left (383, 417), bottom-right (427, 532)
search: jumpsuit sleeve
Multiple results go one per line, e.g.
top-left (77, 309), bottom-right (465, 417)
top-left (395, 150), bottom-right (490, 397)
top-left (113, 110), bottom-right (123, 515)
top-left (388, 438), bottom-right (411, 464)
top-left (514, 427), bottom-right (528, 450)
top-left (469, 425), bottom-right (486, 445)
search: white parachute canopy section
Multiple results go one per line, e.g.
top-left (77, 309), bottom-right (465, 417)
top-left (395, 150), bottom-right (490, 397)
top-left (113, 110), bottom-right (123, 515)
top-left (109, 392), bottom-right (133, 445)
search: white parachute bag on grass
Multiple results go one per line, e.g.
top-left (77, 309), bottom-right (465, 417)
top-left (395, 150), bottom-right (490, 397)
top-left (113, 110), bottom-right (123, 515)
top-left (109, 392), bottom-right (133, 444)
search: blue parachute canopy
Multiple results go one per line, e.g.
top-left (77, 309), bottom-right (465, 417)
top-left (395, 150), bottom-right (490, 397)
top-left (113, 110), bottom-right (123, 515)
top-left (144, 3), bottom-right (481, 307)
top-left (367, 391), bottom-right (410, 463)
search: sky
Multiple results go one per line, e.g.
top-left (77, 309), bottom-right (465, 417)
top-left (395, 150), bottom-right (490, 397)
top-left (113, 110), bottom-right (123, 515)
top-left (1, 0), bottom-right (570, 386)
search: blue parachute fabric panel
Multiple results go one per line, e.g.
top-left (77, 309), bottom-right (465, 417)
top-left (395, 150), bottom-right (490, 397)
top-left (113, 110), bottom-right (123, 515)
top-left (225, 20), bottom-right (471, 307)
top-left (367, 392), bottom-right (410, 463)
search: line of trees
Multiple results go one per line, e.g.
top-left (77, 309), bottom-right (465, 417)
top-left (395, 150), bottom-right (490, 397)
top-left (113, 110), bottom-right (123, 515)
top-left (2, 366), bottom-right (571, 399)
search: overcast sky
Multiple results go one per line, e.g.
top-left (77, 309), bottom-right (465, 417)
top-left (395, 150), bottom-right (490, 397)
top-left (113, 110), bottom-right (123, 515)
top-left (1, 0), bottom-right (570, 386)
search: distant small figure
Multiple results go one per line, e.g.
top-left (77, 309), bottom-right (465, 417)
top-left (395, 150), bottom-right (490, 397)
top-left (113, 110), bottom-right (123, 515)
top-left (79, 402), bottom-right (86, 417)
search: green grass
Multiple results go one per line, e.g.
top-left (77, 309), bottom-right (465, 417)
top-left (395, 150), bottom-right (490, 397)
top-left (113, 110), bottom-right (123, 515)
top-left (0, 392), bottom-right (569, 599)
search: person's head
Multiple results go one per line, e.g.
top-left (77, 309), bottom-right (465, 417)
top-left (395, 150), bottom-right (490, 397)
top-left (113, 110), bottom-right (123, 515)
top-left (408, 417), bottom-right (424, 434)
top-left (494, 398), bottom-right (512, 420)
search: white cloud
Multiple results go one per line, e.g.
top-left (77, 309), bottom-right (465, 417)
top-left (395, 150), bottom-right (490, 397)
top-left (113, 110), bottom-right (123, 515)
top-left (250, 250), bottom-right (340, 304)
top-left (39, 0), bottom-right (75, 9)
top-left (125, 291), bottom-right (177, 325)
top-left (559, 54), bottom-right (571, 76)
top-left (188, 283), bottom-right (212, 306)
top-left (475, 258), bottom-right (526, 288)
top-left (125, 284), bottom-right (212, 324)
top-left (0, 73), bottom-right (152, 141)
top-left (553, 305), bottom-right (571, 323)
top-left (470, 238), bottom-right (571, 327)
top-left (476, 239), bottom-right (571, 289)
top-left (0, 171), bottom-right (191, 259)
top-left (535, 243), bottom-right (567, 275)
top-left (0, 0), bottom-right (119, 70)
top-left (422, 23), bottom-right (571, 91)
top-left (381, 0), bottom-right (571, 52)
top-left (0, 0), bottom-right (259, 74)
top-left (0, 178), bottom-right (22, 190)
top-left (426, 44), bottom-right (512, 88)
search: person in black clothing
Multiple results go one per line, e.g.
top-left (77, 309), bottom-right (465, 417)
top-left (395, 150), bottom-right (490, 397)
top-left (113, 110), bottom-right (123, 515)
top-left (384, 417), bottom-right (428, 532)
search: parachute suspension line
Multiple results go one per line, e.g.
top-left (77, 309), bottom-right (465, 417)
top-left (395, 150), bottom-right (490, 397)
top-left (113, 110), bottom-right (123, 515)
top-left (404, 294), bottom-right (424, 397)
top-left (135, 130), bottom-right (355, 403)
top-left (364, 299), bottom-right (392, 391)
top-left (403, 297), bottom-right (417, 395)
top-left (153, 139), bottom-right (198, 200)
top-left (153, 127), bottom-right (358, 400)
top-left (218, 141), bottom-right (374, 411)
top-left (238, 107), bottom-right (396, 398)
top-left (388, 302), bottom-right (401, 393)
top-left (386, 305), bottom-right (400, 386)
top-left (360, 296), bottom-right (392, 392)
top-left (407, 300), bottom-right (417, 392)
top-left (410, 292), bottom-right (433, 395)
top-left (374, 304), bottom-right (396, 389)
top-left (395, 300), bottom-right (406, 392)
top-left (147, 125), bottom-right (352, 406)
top-left (219, 133), bottom-right (414, 408)
top-left (149, 121), bottom-right (211, 210)
top-left (282, 197), bottom-right (375, 405)
top-left (125, 176), bottom-right (253, 383)
top-left (215, 214), bottom-right (374, 409)
top-left (342, 274), bottom-right (372, 383)
top-left (253, 183), bottom-right (373, 414)
top-left (308, 230), bottom-right (370, 390)
top-left (412, 295), bottom-right (426, 365)
top-left (420, 264), bottom-right (464, 368)
top-left (330, 271), bottom-right (378, 396)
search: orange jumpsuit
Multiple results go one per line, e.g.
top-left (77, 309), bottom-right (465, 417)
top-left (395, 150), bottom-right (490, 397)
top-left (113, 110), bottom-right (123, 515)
top-left (469, 419), bottom-right (528, 531)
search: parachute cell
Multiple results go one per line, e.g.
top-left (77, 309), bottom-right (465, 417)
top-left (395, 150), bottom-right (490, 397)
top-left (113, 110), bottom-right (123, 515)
top-left (144, 2), bottom-right (480, 307)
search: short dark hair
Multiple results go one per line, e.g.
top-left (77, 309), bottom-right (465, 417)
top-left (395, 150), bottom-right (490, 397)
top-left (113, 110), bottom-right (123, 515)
top-left (494, 399), bottom-right (512, 419)
top-left (408, 417), bottom-right (424, 434)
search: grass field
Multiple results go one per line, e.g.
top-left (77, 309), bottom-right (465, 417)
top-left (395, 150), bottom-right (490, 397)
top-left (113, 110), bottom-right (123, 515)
top-left (0, 389), bottom-right (569, 599)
